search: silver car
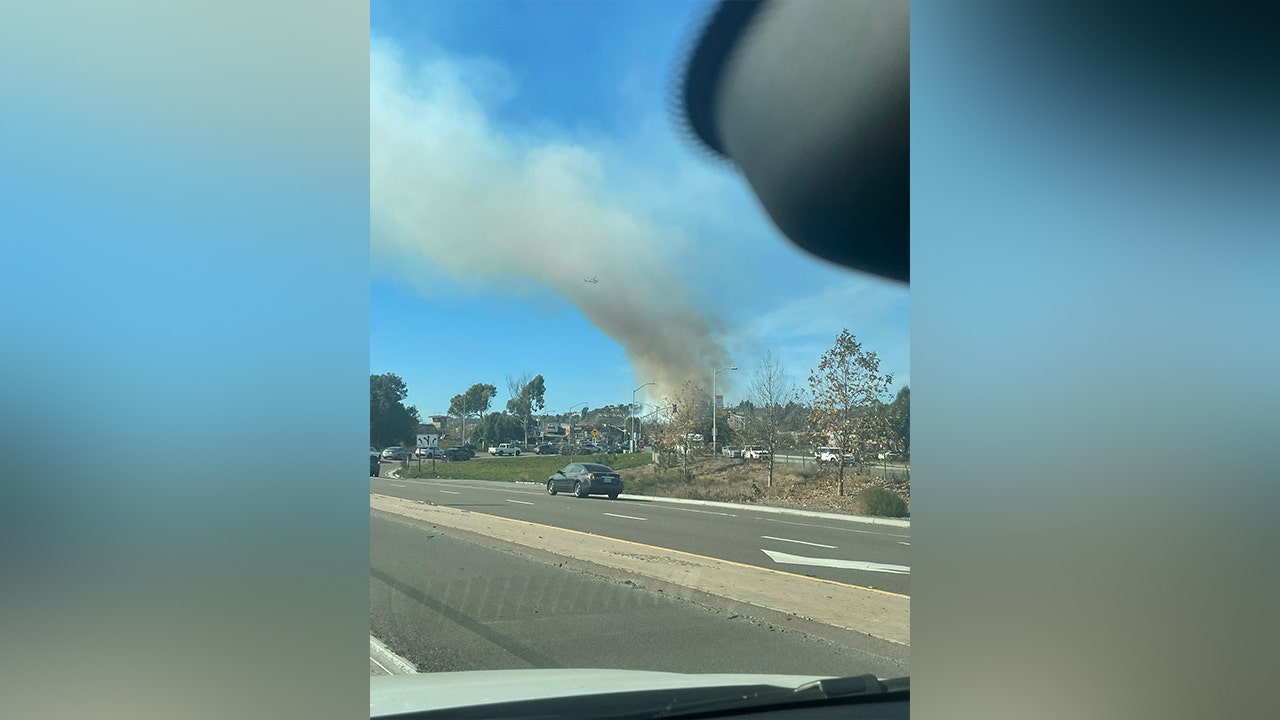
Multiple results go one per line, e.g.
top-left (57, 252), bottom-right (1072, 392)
top-left (546, 462), bottom-right (623, 500)
top-left (380, 446), bottom-right (412, 461)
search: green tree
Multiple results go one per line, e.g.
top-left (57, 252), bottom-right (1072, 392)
top-left (808, 329), bottom-right (894, 496)
top-left (469, 412), bottom-right (525, 448)
top-left (505, 373), bottom-right (547, 444)
top-left (447, 382), bottom-right (497, 442)
top-left (370, 373), bottom-right (421, 448)
top-left (886, 385), bottom-right (910, 458)
top-left (448, 383), bottom-right (497, 418)
top-left (747, 350), bottom-right (798, 488)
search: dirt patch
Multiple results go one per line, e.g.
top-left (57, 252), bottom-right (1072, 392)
top-left (620, 458), bottom-right (910, 517)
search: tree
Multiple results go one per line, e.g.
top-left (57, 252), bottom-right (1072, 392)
top-left (448, 383), bottom-right (497, 417)
top-left (747, 351), bottom-right (798, 488)
top-left (469, 412), bottom-right (525, 448)
top-left (808, 330), bottom-right (894, 496)
top-left (505, 373), bottom-right (546, 444)
top-left (885, 386), bottom-right (910, 458)
top-left (657, 380), bottom-right (709, 470)
top-left (370, 373), bottom-right (421, 448)
top-left (447, 383), bottom-right (497, 441)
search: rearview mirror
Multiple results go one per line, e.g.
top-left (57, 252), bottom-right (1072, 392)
top-left (680, 0), bottom-right (908, 281)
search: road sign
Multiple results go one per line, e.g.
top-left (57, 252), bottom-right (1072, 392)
top-left (591, 429), bottom-right (598, 438)
top-left (416, 434), bottom-right (437, 448)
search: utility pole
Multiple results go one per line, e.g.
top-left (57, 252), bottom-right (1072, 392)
top-left (631, 382), bottom-right (654, 453)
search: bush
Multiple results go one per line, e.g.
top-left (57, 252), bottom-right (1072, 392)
top-left (855, 486), bottom-right (909, 517)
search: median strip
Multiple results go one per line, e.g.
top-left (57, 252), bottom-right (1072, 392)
top-left (370, 493), bottom-right (909, 646)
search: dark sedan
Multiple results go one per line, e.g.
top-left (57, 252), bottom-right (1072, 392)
top-left (442, 446), bottom-right (473, 461)
top-left (546, 462), bottom-right (623, 500)
top-left (370, 454), bottom-right (380, 477)
top-left (533, 443), bottom-right (558, 455)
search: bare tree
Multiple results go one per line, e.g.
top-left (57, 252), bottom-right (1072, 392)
top-left (808, 329), bottom-right (894, 496)
top-left (657, 380), bottom-right (707, 471)
top-left (747, 351), bottom-right (797, 488)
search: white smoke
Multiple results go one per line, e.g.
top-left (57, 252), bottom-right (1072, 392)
top-left (370, 40), bottom-right (731, 397)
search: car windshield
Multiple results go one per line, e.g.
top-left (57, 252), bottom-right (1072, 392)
top-left (369, 0), bottom-right (909, 699)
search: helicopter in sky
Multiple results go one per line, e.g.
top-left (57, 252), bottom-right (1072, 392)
top-left (583, 276), bottom-right (598, 284)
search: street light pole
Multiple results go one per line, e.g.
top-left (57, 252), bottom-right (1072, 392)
top-left (564, 402), bottom-right (589, 461)
top-left (712, 366), bottom-right (738, 454)
top-left (631, 382), bottom-right (654, 453)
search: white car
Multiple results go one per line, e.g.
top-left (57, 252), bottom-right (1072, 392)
top-left (488, 442), bottom-right (521, 456)
top-left (815, 447), bottom-right (855, 463)
top-left (743, 445), bottom-right (771, 460)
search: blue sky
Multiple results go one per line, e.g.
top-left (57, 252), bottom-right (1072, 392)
top-left (370, 0), bottom-right (909, 418)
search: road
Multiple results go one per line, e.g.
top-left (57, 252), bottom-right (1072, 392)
top-left (369, 474), bottom-right (909, 596)
top-left (371, 510), bottom-right (909, 678)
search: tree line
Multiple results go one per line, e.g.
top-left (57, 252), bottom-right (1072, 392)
top-left (371, 329), bottom-right (909, 495)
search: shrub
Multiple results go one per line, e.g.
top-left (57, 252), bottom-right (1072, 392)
top-left (855, 486), bottom-right (909, 517)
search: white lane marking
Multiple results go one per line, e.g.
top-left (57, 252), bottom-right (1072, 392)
top-left (663, 506), bottom-right (737, 517)
top-left (761, 548), bottom-right (910, 574)
top-left (437, 490), bottom-right (461, 495)
top-left (761, 535), bottom-right (837, 549)
top-left (505, 499), bottom-right (534, 505)
top-left (370, 656), bottom-right (393, 675)
top-left (763, 517), bottom-right (910, 539)
top-left (899, 541), bottom-right (910, 546)
top-left (389, 483), bottom-right (407, 488)
top-left (603, 512), bottom-right (647, 521)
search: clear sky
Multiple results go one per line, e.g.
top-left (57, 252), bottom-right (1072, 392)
top-left (369, 0), bottom-right (909, 419)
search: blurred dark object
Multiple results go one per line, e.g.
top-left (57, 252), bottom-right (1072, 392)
top-left (680, 0), bottom-right (909, 283)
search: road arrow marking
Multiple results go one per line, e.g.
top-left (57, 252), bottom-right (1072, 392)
top-left (761, 549), bottom-right (910, 574)
top-left (761, 535), bottom-right (837, 549)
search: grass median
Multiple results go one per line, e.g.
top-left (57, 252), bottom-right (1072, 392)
top-left (402, 452), bottom-right (655, 483)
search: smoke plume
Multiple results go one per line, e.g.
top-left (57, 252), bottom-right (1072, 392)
top-left (370, 41), bottom-right (730, 398)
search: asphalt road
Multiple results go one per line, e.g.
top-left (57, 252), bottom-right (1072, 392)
top-left (369, 475), bottom-right (910, 596)
top-left (370, 511), bottom-right (909, 678)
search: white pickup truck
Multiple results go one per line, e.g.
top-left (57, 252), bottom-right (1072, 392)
top-left (488, 442), bottom-right (521, 456)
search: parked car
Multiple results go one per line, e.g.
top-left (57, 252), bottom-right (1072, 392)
top-left (370, 446), bottom-right (379, 460)
top-left (416, 447), bottom-right (445, 459)
top-left (380, 446), bottom-right (412, 461)
top-left (488, 442), bottom-right (521, 456)
top-left (443, 446), bottom-right (474, 460)
top-left (579, 442), bottom-right (603, 454)
top-left (546, 462), bottom-right (623, 499)
top-left (534, 443), bottom-right (558, 455)
top-left (721, 446), bottom-right (742, 458)
top-left (743, 445), bottom-right (771, 460)
top-left (370, 453), bottom-right (380, 476)
top-left (815, 447), bottom-right (855, 463)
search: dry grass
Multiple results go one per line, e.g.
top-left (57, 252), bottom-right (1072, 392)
top-left (619, 457), bottom-right (910, 517)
